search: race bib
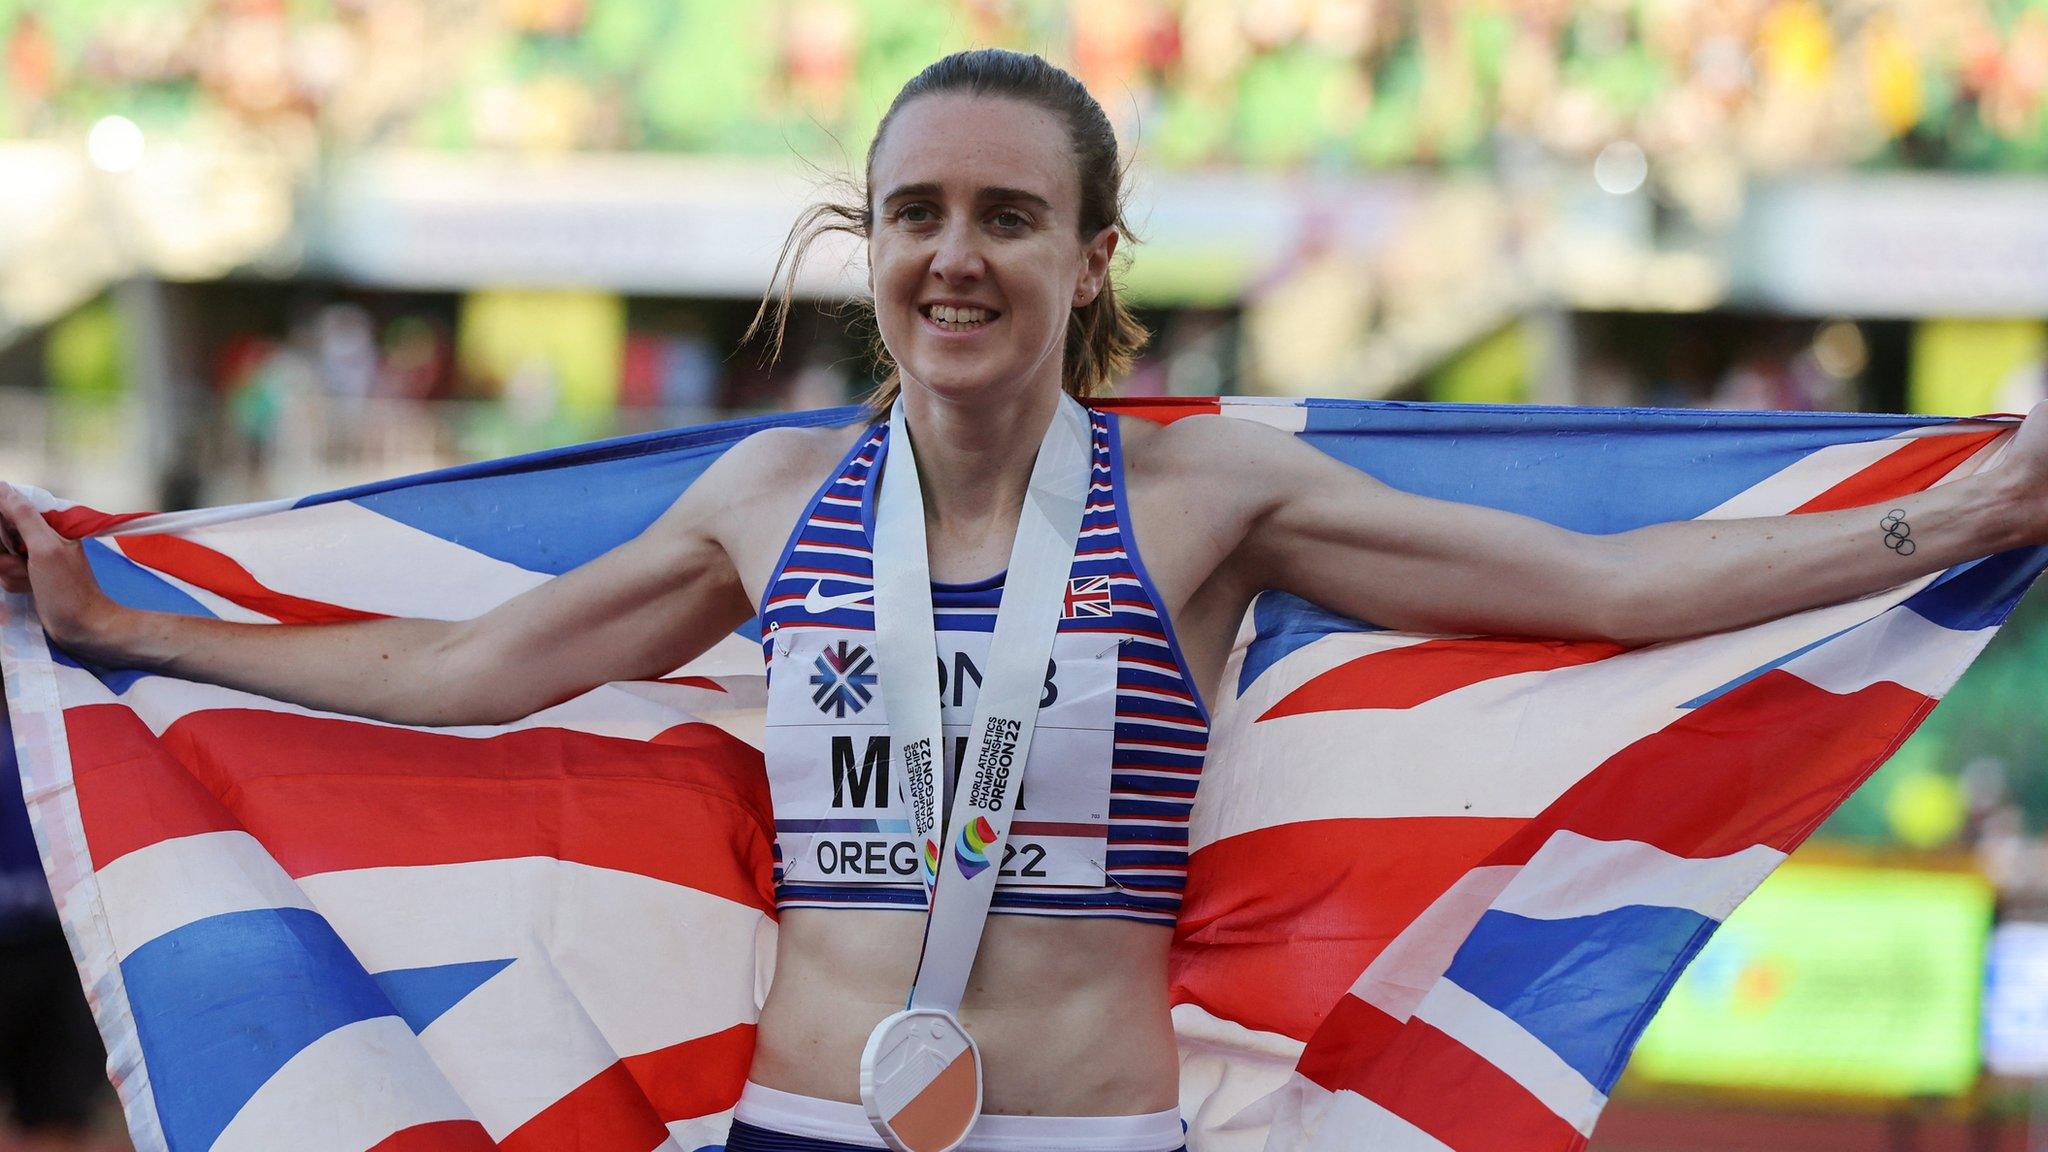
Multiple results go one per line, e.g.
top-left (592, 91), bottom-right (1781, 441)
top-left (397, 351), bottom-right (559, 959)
top-left (766, 627), bottom-right (1117, 888)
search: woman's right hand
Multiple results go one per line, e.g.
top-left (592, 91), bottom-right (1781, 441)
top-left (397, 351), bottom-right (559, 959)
top-left (0, 483), bottom-right (124, 654)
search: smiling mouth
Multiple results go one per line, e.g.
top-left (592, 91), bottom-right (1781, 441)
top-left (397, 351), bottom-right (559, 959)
top-left (919, 304), bottom-right (1001, 333)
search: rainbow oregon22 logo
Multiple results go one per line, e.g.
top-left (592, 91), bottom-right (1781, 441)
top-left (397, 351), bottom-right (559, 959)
top-left (955, 816), bottom-right (998, 878)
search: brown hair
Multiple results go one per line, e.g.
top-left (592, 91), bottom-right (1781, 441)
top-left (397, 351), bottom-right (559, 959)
top-left (742, 48), bottom-right (1149, 413)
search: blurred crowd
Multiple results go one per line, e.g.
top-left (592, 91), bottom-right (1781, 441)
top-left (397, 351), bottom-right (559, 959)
top-left (2, 0), bottom-right (2044, 173)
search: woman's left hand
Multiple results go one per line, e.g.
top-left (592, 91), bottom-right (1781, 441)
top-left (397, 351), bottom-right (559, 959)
top-left (1989, 400), bottom-right (2048, 546)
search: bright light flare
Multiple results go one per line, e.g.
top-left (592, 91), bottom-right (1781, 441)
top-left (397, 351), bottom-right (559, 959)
top-left (1594, 140), bottom-right (1648, 195)
top-left (87, 115), bottom-right (145, 173)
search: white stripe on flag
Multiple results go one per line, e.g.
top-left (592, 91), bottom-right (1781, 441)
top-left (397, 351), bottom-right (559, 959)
top-left (408, 939), bottom-right (653, 1138)
top-left (1414, 980), bottom-right (1607, 1136)
top-left (210, 1016), bottom-right (476, 1152)
top-left (299, 858), bottom-right (766, 1071)
top-left (2, 592), bottom-right (173, 1152)
top-left (1695, 433), bottom-right (1922, 520)
top-left (94, 830), bottom-right (315, 961)
top-left (1696, 421), bottom-right (2001, 521)
top-left (52, 660), bottom-right (732, 745)
top-left (1170, 1001), bottom-right (1304, 1152)
top-left (170, 500), bottom-right (551, 618)
top-left (1218, 397), bottom-right (1310, 434)
top-left (94, 495), bottom-right (301, 534)
top-left (667, 1116), bottom-right (735, 1151)
top-left (1489, 832), bottom-right (1785, 923)
top-left (1194, 570), bottom-right (1939, 848)
top-left (1781, 602), bottom-right (1996, 699)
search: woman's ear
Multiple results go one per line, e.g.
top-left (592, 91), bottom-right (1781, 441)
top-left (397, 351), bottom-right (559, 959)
top-left (1076, 226), bottom-right (1118, 306)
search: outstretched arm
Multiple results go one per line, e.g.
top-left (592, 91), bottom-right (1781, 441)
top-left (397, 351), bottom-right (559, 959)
top-left (0, 437), bottom-right (781, 726)
top-left (1205, 405), bottom-right (2047, 647)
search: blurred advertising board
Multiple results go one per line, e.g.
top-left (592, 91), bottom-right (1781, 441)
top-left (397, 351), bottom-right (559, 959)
top-left (1629, 863), bottom-right (1991, 1097)
top-left (1732, 177), bottom-right (2048, 319)
top-left (1908, 318), bottom-right (2047, 417)
top-left (1985, 922), bottom-right (2048, 1078)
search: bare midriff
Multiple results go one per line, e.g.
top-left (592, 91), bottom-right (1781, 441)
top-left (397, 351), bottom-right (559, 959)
top-left (749, 906), bottom-right (1180, 1116)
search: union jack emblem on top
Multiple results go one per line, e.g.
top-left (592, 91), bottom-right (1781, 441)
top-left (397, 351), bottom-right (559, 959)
top-left (810, 639), bottom-right (876, 717)
top-left (1063, 575), bottom-right (1114, 619)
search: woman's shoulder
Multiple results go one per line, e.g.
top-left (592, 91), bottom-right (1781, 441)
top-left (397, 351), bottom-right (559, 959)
top-left (1109, 407), bottom-right (1300, 485)
top-left (716, 417), bottom-right (874, 494)
top-left (692, 417), bottom-right (875, 574)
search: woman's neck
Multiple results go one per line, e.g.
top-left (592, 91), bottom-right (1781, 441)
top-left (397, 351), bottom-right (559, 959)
top-left (897, 382), bottom-right (1063, 535)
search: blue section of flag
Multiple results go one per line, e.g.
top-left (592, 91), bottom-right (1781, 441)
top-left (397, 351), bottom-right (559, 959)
top-left (1445, 904), bottom-right (1716, 1091)
top-left (82, 539), bottom-right (218, 619)
top-left (48, 646), bottom-right (152, 695)
top-left (1238, 591), bottom-right (1381, 697)
top-left (123, 906), bottom-right (395, 1152)
top-left (1903, 546), bottom-right (2048, 632)
top-left (370, 958), bottom-right (514, 1034)
top-left (1299, 400), bottom-right (1926, 536)
top-left (311, 408), bottom-right (858, 575)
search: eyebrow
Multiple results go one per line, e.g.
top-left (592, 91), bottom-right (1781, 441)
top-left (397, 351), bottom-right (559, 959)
top-left (880, 182), bottom-right (1053, 213)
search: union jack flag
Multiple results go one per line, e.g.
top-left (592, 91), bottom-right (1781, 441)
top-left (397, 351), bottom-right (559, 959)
top-left (1063, 574), bottom-right (1116, 619)
top-left (1, 396), bottom-right (2041, 1152)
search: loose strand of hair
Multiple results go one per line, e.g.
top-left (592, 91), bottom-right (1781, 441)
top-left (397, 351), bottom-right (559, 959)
top-left (739, 196), bottom-right (864, 371)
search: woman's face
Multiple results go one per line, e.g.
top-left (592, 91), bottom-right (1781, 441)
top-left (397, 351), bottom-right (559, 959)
top-left (866, 93), bottom-right (1116, 407)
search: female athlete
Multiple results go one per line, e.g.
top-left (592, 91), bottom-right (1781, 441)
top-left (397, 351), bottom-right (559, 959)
top-left (4, 48), bottom-right (2046, 1152)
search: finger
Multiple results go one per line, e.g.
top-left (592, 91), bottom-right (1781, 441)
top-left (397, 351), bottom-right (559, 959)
top-left (0, 483), bottom-right (57, 549)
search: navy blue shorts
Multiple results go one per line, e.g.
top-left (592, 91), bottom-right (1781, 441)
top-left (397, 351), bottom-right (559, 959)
top-left (721, 1117), bottom-right (1188, 1151)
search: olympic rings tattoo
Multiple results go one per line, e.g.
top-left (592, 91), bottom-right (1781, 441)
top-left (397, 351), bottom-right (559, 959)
top-left (1880, 508), bottom-right (1915, 556)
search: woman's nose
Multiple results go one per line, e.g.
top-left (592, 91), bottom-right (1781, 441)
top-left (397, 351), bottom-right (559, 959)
top-left (929, 219), bottom-right (987, 281)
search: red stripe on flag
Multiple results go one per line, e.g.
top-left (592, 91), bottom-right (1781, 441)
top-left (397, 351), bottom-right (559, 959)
top-left (1789, 429), bottom-right (2002, 515)
top-left (1489, 670), bottom-right (1931, 866)
top-left (1293, 990), bottom-right (1404, 1080)
top-left (1299, 994), bottom-right (1587, 1151)
top-left (71, 706), bottom-right (777, 911)
top-left (1172, 816), bottom-right (1522, 1041)
top-left (621, 1022), bottom-right (756, 1122)
top-left (1260, 637), bottom-right (1627, 721)
top-left (45, 506), bottom-right (156, 537)
top-left (1093, 397), bottom-right (1223, 425)
top-left (498, 1060), bottom-right (670, 1152)
top-left (115, 534), bottom-right (386, 624)
top-left (654, 675), bottom-right (727, 692)
top-left (367, 1120), bottom-right (497, 1152)
top-left (66, 705), bottom-right (241, 870)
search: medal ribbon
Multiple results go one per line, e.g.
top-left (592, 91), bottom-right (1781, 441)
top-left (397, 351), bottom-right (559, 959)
top-left (868, 391), bottom-right (1092, 1014)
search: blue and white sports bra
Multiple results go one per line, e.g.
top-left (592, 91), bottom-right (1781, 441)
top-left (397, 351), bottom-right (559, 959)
top-left (756, 408), bottom-right (1210, 925)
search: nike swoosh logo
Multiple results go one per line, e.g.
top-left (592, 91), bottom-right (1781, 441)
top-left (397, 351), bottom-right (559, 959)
top-left (803, 580), bottom-right (877, 615)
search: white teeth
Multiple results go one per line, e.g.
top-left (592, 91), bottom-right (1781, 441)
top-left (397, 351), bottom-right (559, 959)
top-left (926, 305), bottom-right (992, 325)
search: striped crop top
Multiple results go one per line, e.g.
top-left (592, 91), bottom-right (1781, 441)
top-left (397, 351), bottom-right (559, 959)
top-left (756, 408), bottom-right (1211, 926)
